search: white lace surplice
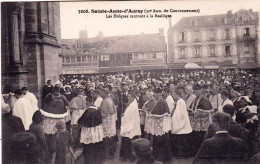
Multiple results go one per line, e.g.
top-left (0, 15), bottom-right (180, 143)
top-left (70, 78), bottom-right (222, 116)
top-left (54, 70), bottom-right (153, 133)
top-left (80, 125), bottom-right (104, 144)
top-left (144, 114), bottom-right (172, 136)
top-left (71, 109), bottom-right (86, 125)
top-left (102, 113), bottom-right (117, 138)
top-left (43, 117), bottom-right (66, 134)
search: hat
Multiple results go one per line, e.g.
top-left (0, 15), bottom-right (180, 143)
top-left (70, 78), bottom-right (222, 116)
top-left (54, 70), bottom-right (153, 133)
top-left (121, 82), bottom-right (127, 87)
top-left (163, 87), bottom-right (171, 93)
top-left (55, 80), bottom-right (62, 85)
top-left (56, 121), bottom-right (66, 130)
top-left (63, 85), bottom-right (71, 89)
top-left (244, 105), bottom-right (258, 114)
top-left (132, 138), bottom-right (151, 153)
top-left (223, 104), bottom-right (236, 116)
top-left (255, 86), bottom-right (260, 92)
top-left (154, 88), bottom-right (162, 94)
top-left (76, 85), bottom-right (84, 89)
top-left (101, 88), bottom-right (110, 94)
top-left (193, 84), bottom-right (201, 90)
top-left (198, 80), bottom-right (205, 86)
top-left (2, 103), bottom-right (11, 114)
top-left (186, 84), bottom-right (193, 91)
top-left (238, 96), bottom-right (252, 104)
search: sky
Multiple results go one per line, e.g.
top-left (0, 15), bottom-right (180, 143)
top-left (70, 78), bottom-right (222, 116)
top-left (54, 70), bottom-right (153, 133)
top-left (60, 0), bottom-right (260, 39)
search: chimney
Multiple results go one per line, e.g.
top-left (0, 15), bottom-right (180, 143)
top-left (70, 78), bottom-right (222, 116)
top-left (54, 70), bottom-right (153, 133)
top-left (79, 30), bottom-right (88, 39)
top-left (169, 18), bottom-right (172, 28)
top-left (159, 28), bottom-right (164, 36)
top-left (97, 31), bottom-right (103, 38)
top-left (227, 10), bottom-right (232, 16)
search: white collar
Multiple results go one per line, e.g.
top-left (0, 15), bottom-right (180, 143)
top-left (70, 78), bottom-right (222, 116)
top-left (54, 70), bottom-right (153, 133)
top-left (216, 131), bottom-right (228, 134)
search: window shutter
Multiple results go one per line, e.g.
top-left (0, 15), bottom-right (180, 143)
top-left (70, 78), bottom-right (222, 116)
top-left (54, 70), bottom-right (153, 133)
top-left (222, 29), bottom-right (225, 39)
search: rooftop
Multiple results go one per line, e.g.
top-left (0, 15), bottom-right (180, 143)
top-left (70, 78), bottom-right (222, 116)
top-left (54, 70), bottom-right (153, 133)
top-left (61, 32), bottom-right (166, 56)
top-left (172, 9), bottom-right (258, 29)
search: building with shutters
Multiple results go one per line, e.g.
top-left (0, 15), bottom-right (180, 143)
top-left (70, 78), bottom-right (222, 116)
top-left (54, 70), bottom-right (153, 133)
top-left (168, 9), bottom-right (260, 70)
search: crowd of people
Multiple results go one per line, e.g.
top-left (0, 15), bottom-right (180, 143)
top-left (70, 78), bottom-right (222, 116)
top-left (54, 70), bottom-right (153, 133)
top-left (2, 69), bottom-right (260, 164)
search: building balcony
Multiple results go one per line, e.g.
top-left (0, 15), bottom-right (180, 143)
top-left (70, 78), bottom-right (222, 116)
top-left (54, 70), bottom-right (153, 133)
top-left (179, 56), bottom-right (187, 59)
top-left (193, 38), bottom-right (200, 42)
top-left (224, 52), bottom-right (232, 57)
top-left (223, 36), bottom-right (230, 40)
top-left (244, 51), bottom-right (250, 54)
top-left (208, 37), bottom-right (216, 41)
top-left (178, 40), bottom-right (186, 43)
top-left (209, 53), bottom-right (217, 57)
top-left (193, 54), bottom-right (201, 58)
top-left (237, 35), bottom-right (257, 43)
top-left (131, 58), bottom-right (164, 65)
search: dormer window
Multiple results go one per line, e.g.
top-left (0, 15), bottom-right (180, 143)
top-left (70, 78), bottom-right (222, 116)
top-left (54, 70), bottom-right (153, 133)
top-left (244, 15), bottom-right (250, 23)
top-left (192, 20), bottom-right (198, 26)
top-left (76, 41), bottom-right (82, 49)
top-left (208, 18), bottom-right (213, 25)
top-left (222, 18), bottom-right (228, 24)
top-left (178, 32), bottom-right (185, 42)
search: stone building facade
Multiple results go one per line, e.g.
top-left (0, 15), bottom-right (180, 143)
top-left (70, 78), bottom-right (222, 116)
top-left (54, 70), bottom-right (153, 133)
top-left (1, 2), bottom-right (61, 103)
top-left (168, 9), bottom-right (260, 70)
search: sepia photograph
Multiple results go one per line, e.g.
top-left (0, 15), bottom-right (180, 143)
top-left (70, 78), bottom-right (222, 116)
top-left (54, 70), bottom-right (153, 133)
top-left (1, 0), bottom-right (260, 163)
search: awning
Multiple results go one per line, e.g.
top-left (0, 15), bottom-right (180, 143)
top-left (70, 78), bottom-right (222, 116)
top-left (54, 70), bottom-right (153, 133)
top-left (204, 65), bottom-right (219, 69)
top-left (238, 62), bottom-right (257, 69)
top-left (184, 63), bottom-right (202, 69)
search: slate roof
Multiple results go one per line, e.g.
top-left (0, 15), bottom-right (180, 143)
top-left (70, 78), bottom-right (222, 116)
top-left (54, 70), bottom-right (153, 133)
top-left (61, 33), bottom-right (166, 56)
top-left (172, 9), bottom-right (258, 29)
top-left (102, 34), bottom-right (166, 54)
top-left (172, 14), bottom-right (235, 29)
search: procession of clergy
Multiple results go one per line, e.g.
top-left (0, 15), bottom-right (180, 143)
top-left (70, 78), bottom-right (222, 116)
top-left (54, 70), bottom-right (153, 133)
top-left (2, 70), bottom-right (260, 164)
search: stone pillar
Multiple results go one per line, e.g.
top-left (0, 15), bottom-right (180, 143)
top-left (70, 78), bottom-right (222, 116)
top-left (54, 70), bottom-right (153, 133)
top-left (24, 2), bottom-right (37, 33)
top-left (10, 2), bottom-right (22, 64)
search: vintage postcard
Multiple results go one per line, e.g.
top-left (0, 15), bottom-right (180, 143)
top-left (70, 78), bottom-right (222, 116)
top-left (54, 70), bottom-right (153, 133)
top-left (1, 0), bottom-right (260, 163)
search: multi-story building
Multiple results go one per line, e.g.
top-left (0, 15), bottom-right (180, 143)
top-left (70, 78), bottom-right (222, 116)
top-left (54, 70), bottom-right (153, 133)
top-left (60, 29), bottom-right (167, 75)
top-left (168, 9), bottom-right (260, 70)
